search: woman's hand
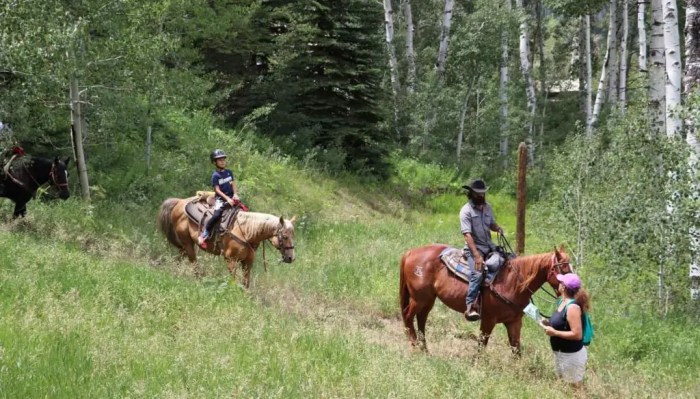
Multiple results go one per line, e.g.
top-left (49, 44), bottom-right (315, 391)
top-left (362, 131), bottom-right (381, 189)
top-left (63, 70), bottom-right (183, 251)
top-left (544, 326), bottom-right (558, 337)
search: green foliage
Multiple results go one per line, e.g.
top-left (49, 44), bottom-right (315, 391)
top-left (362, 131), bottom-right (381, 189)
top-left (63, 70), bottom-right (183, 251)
top-left (531, 105), bottom-right (696, 313)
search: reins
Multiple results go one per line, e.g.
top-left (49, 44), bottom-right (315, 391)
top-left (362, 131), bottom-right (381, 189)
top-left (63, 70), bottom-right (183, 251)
top-left (487, 236), bottom-right (565, 314)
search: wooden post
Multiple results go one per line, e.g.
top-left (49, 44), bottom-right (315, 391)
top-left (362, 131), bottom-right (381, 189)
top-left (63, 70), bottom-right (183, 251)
top-left (516, 142), bottom-right (527, 254)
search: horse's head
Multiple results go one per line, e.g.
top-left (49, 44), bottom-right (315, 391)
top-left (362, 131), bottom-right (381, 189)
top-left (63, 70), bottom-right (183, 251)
top-left (270, 215), bottom-right (296, 263)
top-left (50, 157), bottom-right (70, 200)
top-left (546, 245), bottom-right (574, 292)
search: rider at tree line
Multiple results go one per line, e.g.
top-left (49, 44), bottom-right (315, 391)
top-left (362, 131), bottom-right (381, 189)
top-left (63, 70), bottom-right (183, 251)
top-left (198, 149), bottom-right (239, 248)
top-left (460, 179), bottom-right (503, 322)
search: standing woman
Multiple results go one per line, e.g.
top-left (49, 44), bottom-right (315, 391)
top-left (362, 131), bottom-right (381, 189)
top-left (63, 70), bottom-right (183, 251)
top-left (543, 273), bottom-right (590, 388)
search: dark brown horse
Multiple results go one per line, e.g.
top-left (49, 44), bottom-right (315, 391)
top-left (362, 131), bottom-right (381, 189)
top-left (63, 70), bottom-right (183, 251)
top-left (158, 196), bottom-right (296, 287)
top-left (399, 244), bottom-right (572, 353)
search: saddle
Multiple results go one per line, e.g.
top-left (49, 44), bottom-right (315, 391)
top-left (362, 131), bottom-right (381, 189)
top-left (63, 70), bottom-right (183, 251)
top-left (184, 191), bottom-right (241, 244)
top-left (439, 247), bottom-right (508, 286)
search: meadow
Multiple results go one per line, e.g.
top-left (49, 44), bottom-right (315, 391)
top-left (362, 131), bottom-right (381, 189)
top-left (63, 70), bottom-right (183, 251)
top-left (0, 117), bottom-right (698, 398)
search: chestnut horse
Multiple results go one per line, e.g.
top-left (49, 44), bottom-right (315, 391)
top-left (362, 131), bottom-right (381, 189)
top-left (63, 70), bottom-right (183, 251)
top-left (399, 244), bottom-right (572, 353)
top-left (158, 197), bottom-right (296, 287)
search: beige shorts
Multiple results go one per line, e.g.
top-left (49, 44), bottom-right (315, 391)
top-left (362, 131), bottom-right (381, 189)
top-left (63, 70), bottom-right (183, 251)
top-left (553, 347), bottom-right (588, 383)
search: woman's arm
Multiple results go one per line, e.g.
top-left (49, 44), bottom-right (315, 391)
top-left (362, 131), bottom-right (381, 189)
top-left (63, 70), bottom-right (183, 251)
top-left (545, 304), bottom-right (583, 340)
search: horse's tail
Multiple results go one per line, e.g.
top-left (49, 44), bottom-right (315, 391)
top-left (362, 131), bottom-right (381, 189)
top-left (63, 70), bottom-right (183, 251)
top-left (399, 250), bottom-right (411, 318)
top-left (157, 198), bottom-right (182, 249)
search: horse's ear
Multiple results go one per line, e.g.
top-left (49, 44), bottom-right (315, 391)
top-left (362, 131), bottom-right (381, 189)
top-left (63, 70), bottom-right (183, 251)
top-left (279, 216), bottom-right (285, 226)
top-left (554, 246), bottom-right (561, 259)
top-left (54, 156), bottom-right (59, 164)
top-left (64, 157), bottom-right (70, 166)
top-left (558, 244), bottom-right (566, 254)
top-left (290, 215), bottom-right (297, 224)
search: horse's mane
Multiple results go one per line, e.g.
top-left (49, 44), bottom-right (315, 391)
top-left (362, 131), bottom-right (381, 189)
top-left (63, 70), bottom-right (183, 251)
top-left (236, 211), bottom-right (281, 237)
top-left (509, 252), bottom-right (553, 292)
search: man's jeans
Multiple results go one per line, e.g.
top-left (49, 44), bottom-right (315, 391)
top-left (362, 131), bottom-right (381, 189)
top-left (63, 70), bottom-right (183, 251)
top-left (464, 250), bottom-right (486, 305)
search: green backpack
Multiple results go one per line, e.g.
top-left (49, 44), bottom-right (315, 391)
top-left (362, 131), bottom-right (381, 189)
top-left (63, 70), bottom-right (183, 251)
top-left (562, 299), bottom-right (594, 346)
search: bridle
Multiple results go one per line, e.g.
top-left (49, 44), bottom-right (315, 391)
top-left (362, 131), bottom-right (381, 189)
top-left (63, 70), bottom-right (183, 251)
top-left (273, 225), bottom-right (295, 252)
top-left (48, 162), bottom-right (69, 190)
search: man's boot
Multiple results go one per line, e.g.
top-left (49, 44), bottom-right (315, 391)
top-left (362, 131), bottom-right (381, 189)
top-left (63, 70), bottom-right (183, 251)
top-left (464, 303), bottom-right (480, 321)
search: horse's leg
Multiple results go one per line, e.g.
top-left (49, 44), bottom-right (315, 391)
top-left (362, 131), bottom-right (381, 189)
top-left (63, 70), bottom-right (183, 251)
top-left (415, 297), bottom-right (436, 352)
top-left (12, 200), bottom-right (27, 218)
top-left (478, 318), bottom-right (497, 350)
top-left (504, 317), bottom-right (524, 356)
top-left (242, 259), bottom-right (253, 289)
top-left (401, 297), bottom-right (420, 347)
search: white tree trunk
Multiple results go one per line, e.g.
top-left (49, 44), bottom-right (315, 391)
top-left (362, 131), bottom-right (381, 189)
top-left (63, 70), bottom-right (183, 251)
top-left (684, 0), bottom-right (700, 299)
top-left (436, 0), bottom-right (455, 82)
top-left (606, 0), bottom-right (620, 103)
top-left (638, 0), bottom-right (648, 72)
top-left (650, 0), bottom-right (666, 136)
top-left (585, 14), bottom-right (593, 132)
top-left (663, 0), bottom-right (682, 138)
top-left (458, 77), bottom-right (477, 160)
top-left (619, 0), bottom-right (629, 110)
top-left (69, 76), bottom-right (90, 201)
top-left (383, 0), bottom-right (401, 133)
top-left (500, 0), bottom-right (512, 167)
top-left (515, 0), bottom-right (537, 163)
top-left (402, 0), bottom-right (417, 93)
top-left (590, 2), bottom-right (617, 132)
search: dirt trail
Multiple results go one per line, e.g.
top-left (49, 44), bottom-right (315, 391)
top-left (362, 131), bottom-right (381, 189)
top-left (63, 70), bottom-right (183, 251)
top-left (252, 279), bottom-right (517, 361)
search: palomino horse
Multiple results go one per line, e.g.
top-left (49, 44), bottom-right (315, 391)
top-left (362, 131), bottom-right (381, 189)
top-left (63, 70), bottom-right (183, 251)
top-left (157, 197), bottom-right (296, 287)
top-left (399, 244), bottom-right (572, 354)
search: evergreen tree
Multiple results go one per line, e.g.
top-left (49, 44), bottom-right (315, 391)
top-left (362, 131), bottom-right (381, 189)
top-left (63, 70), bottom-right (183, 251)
top-left (262, 0), bottom-right (391, 177)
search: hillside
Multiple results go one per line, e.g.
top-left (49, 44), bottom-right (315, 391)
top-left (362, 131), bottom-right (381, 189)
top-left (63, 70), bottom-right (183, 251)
top-left (1, 119), bottom-right (698, 398)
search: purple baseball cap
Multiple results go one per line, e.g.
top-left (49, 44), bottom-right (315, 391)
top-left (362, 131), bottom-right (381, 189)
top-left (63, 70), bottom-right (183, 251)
top-left (556, 273), bottom-right (582, 290)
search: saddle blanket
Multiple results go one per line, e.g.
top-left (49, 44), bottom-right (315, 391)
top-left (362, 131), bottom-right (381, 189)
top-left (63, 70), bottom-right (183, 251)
top-left (439, 247), bottom-right (502, 285)
top-left (439, 247), bottom-right (471, 283)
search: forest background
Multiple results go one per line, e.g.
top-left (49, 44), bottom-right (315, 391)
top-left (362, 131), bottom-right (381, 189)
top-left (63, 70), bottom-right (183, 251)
top-left (0, 0), bottom-right (699, 397)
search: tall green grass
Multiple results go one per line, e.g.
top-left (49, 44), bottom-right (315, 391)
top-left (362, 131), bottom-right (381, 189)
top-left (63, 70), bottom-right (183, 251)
top-left (0, 112), bottom-right (698, 397)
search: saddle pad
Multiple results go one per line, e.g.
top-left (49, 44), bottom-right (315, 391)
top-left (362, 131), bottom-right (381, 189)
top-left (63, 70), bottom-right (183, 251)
top-left (439, 247), bottom-right (470, 283)
top-left (185, 199), bottom-right (209, 225)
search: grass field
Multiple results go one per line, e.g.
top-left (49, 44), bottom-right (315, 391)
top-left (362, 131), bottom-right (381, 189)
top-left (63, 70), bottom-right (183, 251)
top-left (1, 186), bottom-right (699, 398)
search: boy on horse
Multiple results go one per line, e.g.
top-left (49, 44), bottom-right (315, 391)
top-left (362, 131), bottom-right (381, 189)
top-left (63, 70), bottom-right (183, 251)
top-left (198, 149), bottom-right (240, 248)
top-left (460, 179), bottom-right (503, 321)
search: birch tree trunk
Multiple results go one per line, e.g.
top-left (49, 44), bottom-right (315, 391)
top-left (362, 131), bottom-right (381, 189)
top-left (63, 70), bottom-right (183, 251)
top-left (500, 0), bottom-right (512, 167)
top-left (383, 0), bottom-right (401, 133)
top-left (650, 0), bottom-right (666, 136)
top-left (663, 0), bottom-right (682, 138)
top-left (515, 0), bottom-right (537, 163)
top-left (457, 77), bottom-right (477, 160)
top-left (619, 0), bottom-right (629, 111)
top-left (436, 0), bottom-right (455, 83)
top-left (402, 0), bottom-right (417, 93)
top-left (606, 0), bottom-right (620, 103)
top-left (638, 0), bottom-right (648, 72)
top-left (683, 0), bottom-right (700, 300)
top-left (69, 76), bottom-right (90, 201)
top-left (585, 14), bottom-right (593, 132)
top-left (590, 1), bottom-right (617, 132)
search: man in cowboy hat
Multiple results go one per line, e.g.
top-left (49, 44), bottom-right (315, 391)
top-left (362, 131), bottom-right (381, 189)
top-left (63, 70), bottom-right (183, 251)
top-left (460, 179), bottom-right (504, 321)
